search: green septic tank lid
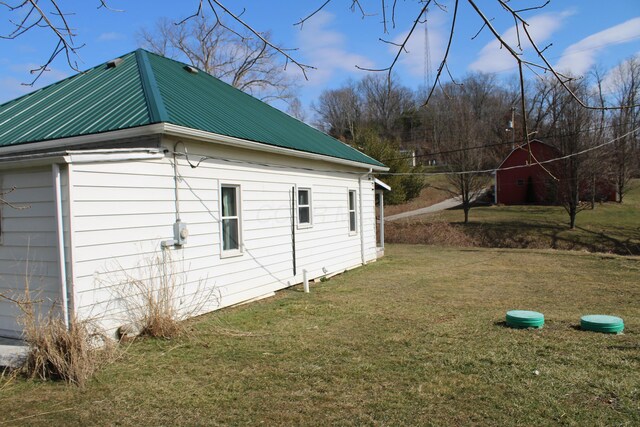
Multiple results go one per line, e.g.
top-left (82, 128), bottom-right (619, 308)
top-left (506, 310), bottom-right (544, 329)
top-left (580, 315), bottom-right (624, 334)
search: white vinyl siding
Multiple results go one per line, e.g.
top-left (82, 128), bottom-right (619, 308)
top-left (0, 167), bottom-right (61, 338)
top-left (58, 139), bottom-right (378, 337)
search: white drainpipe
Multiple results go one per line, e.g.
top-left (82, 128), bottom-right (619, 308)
top-left (359, 169), bottom-right (371, 265)
top-left (303, 269), bottom-right (309, 293)
top-left (52, 163), bottom-right (70, 328)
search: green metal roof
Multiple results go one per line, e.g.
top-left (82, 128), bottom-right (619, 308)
top-left (0, 49), bottom-right (384, 168)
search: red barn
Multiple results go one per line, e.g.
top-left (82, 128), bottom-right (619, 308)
top-left (495, 140), bottom-right (617, 205)
top-left (496, 140), bottom-right (560, 205)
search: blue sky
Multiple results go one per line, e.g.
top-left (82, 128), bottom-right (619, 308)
top-left (1, 1), bottom-right (639, 117)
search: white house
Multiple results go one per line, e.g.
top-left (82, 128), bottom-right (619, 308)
top-left (0, 49), bottom-right (388, 338)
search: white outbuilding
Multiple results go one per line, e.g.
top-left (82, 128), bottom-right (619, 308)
top-left (0, 49), bottom-right (388, 338)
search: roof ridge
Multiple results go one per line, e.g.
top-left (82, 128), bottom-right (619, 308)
top-left (142, 49), bottom-right (384, 166)
top-left (135, 49), bottom-right (169, 123)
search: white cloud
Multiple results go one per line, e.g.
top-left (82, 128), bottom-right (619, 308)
top-left (469, 11), bottom-right (574, 73)
top-left (98, 32), bottom-right (125, 42)
top-left (0, 64), bottom-right (69, 103)
top-left (600, 52), bottom-right (640, 96)
top-left (554, 17), bottom-right (640, 76)
top-left (293, 11), bottom-right (375, 86)
top-left (0, 77), bottom-right (32, 103)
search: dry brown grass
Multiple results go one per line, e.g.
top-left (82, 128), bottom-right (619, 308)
top-left (385, 218), bottom-right (478, 247)
top-left (111, 251), bottom-right (218, 340)
top-left (21, 315), bottom-right (114, 387)
top-left (124, 274), bottom-right (184, 340)
top-left (2, 279), bottom-right (116, 388)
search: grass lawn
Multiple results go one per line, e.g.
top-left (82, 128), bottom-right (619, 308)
top-left (388, 181), bottom-right (640, 255)
top-left (2, 245), bottom-right (639, 426)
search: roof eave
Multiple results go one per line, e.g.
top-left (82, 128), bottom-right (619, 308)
top-left (0, 148), bottom-right (164, 169)
top-left (0, 123), bottom-right (165, 157)
top-left (162, 123), bottom-right (389, 172)
top-left (0, 122), bottom-right (389, 172)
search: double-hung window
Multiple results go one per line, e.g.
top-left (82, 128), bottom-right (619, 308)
top-left (348, 190), bottom-right (357, 234)
top-left (297, 187), bottom-right (312, 227)
top-left (221, 184), bottom-right (241, 255)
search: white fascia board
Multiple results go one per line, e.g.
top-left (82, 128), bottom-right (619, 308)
top-left (163, 123), bottom-right (389, 172)
top-left (0, 154), bottom-right (67, 169)
top-left (374, 178), bottom-right (392, 191)
top-left (64, 148), bottom-right (164, 163)
top-left (0, 148), bottom-right (164, 169)
top-left (0, 123), bottom-right (165, 156)
top-left (0, 122), bottom-right (388, 171)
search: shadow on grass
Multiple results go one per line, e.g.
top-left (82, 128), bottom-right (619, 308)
top-left (607, 345), bottom-right (640, 351)
top-left (493, 320), bottom-right (510, 328)
top-left (574, 225), bottom-right (640, 256)
top-left (457, 220), bottom-right (640, 256)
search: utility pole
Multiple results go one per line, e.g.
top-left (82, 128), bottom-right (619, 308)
top-left (507, 106), bottom-right (516, 149)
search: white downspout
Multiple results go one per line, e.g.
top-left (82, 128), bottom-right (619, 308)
top-left (52, 164), bottom-right (69, 328)
top-left (359, 169), bottom-right (371, 265)
top-left (379, 190), bottom-right (385, 250)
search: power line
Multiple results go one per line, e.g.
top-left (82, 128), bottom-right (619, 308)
top-left (379, 122), bottom-right (633, 162)
top-left (376, 126), bottom-right (640, 176)
top-left (168, 126), bottom-right (638, 180)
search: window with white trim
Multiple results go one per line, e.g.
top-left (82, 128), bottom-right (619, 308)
top-left (220, 184), bottom-right (241, 255)
top-left (297, 187), bottom-right (312, 227)
top-left (348, 190), bottom-right (357, 233)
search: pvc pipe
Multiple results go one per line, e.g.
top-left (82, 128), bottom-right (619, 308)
top-left (52, 164), bottom-right (69, 329)
top-left (303, 269), bottom-right (309, 293)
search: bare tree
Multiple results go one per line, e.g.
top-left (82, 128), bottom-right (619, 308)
top-left (313, 82), bottom-right (363, 140)
top-left (535, 77), bottom-right (606, 228)
top-left (286, 97), bottom-right (307, 122)
top-left (0, 0), bottom-right (120, 85)
top-left (608, 56), bottom-right (640, 203)
top-left (4, 1), bottom-right (637, 176)
top-left (358, 74), bottom-right (415, 133)
top-left (431, 78), bottom-right (498, 223)
top-left (138, 14), bottom-right (297, 103)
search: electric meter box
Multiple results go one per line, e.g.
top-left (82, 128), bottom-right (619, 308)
top-left (173, 221), bottom-right (189, 246)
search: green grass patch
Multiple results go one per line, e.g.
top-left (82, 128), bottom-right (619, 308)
top-left (388, 181), bottom-right (640, 255)
top-left (2, 245), bottom-right (639, 425)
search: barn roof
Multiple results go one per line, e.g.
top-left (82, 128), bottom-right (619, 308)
top-left (0, 49), bottom-right (384, 168)
top-left (496, 139), bottom-right (560, 170)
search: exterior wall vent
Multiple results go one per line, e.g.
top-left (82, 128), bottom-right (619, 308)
top-left (184, 65), bottom-right (199, 74)
top-left (107, 58), bottom-right (123, 68)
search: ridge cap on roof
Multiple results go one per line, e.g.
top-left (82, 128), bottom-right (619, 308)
top-left (141, 49), bottom-right (385, 167)
top-left (135, 49), bottom-right (169, 123)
